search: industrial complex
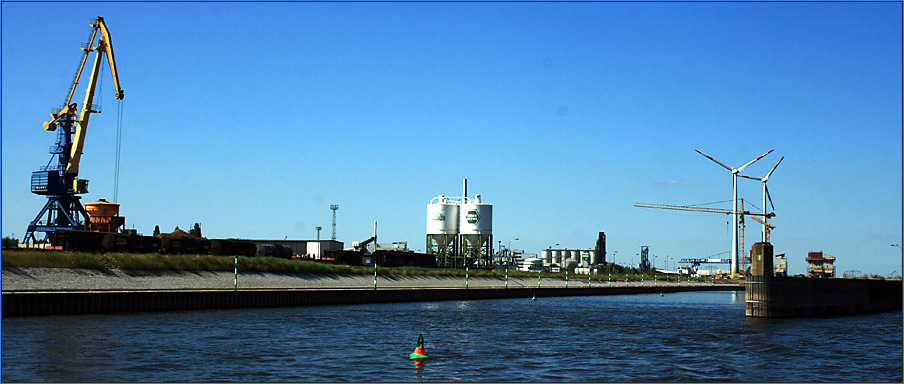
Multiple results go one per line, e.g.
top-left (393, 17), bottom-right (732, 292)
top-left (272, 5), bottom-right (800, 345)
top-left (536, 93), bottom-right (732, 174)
top-left (15, 16), bottom-right (850, 282)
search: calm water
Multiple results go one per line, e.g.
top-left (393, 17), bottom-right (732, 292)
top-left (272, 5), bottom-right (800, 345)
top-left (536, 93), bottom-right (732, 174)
top-left (2, 291), bottom-right (901, 382)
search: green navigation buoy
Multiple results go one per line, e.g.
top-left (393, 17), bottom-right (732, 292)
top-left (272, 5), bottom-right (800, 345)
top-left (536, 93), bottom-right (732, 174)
top-left (532, 294), bottom-right (537, 301)
top-left (660, 292), bottom-right (664, 297)
top-left (409, 333), bottom-right (430, 359)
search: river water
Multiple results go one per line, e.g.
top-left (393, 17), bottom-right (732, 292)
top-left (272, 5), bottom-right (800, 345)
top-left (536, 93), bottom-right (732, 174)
top-left (2, 291), bottom-right (901, 382)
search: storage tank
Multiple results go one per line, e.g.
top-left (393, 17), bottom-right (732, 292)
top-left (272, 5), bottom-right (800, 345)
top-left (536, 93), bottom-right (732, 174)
top-left (458, 197), bottom-right (492, 235)
top-left (551, 250), bottom-right (561, 265)
top-left (427, 195), bottom-right (459, 236)
top-left (541, 249), bottom-right (551, 266)
top-left (459, 196), bottom-right (492, 248)
top-left (427, 195), bottom-right (460, 250)
top-left (589, 250), bottom-right (598, 265)
top-left (459, 194), bottom-right (493, 267)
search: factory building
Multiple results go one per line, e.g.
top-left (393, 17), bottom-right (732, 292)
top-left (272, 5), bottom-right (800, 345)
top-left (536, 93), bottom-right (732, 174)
top-left (806, 251), bottom-right (836, 278)
top-left (363, 241), bottom-right (410, 253)
top-left (234, 239), bottom-right (343, 259)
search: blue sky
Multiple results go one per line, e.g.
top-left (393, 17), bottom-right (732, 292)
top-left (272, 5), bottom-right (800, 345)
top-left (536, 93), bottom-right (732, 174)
top-left (2, 3), bottom-right (901, 276)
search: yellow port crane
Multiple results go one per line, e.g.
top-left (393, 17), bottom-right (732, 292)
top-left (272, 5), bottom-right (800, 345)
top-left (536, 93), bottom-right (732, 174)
top-left (25, 16), bottom-right (124, 244)
top-left (44, 16), bottom-right (124, 176)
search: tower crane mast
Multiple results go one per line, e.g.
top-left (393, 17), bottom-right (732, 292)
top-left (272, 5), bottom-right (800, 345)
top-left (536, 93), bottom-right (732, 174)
top-left (24, 16), bottom-right (124, 244)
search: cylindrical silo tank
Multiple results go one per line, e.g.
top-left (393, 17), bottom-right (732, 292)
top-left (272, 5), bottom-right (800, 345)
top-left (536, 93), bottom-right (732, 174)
top-left (458, 203), bottom-right (492, 235)
top-left (459, 197), bottom-right (492, 251)
top-left (552, 250), bottom-right (561, 265)
top-left (541, 249), bottom-right (550, 266)
top-left (571, 250), bottom-right (580, 261)
top-left (427, 195), bottom-right (460, 247)
top-left (589, 250), bottom-right (598, 265)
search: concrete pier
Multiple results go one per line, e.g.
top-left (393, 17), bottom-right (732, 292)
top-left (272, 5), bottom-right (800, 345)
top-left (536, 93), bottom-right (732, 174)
top-left (746, 241), bottom-right (902, 317)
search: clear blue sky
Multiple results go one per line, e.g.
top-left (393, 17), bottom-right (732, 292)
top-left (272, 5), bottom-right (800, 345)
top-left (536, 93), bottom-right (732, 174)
top-left (2, 3), bottom-right (901, 276)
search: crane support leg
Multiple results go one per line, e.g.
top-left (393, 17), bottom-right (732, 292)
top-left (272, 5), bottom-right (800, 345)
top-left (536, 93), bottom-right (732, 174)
top-left (24, 195), bottom-right (89, 245)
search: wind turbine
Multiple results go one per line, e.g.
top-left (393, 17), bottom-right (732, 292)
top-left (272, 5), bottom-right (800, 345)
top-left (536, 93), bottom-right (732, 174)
top-left (695, 149), bottom-right (774, 275)
top-left (740, 156), bottom-right (783, 243)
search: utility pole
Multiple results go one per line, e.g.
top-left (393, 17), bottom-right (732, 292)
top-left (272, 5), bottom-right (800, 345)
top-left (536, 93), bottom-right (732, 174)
top-left (330, 205), bottom-right (339, 241)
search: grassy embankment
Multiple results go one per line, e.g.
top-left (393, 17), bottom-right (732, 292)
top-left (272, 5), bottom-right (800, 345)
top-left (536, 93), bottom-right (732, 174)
top-left (1, 249), bottom-right (705, 281)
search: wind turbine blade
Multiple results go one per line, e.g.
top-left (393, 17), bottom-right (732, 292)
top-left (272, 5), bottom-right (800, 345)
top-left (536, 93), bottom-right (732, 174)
top-left (695, 149), bottom-right (734, 172)
top-left (763, 156), bottom-right (784, 181)
top-left (739, 175), bottom-right (763, 181)
top-left (766, 184), bottom-right (775, 211)
top-left (737, 149), bottom-right (774, 173)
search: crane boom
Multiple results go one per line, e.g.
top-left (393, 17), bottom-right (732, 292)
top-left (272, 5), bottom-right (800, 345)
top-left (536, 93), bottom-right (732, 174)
top-left (67, 16), bottom-right (124, 176)
top-left (633, 202), bottom-right (774, 217)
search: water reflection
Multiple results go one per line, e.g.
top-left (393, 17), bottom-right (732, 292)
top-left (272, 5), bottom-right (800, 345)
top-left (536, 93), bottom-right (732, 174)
top-left (412, 359), bottom-right (425, 380)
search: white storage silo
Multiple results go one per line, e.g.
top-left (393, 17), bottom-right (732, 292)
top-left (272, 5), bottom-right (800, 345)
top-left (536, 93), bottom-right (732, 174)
top-left (541, 249), bottom-right (551, 266)
top-left (589, 250), bottom-right (598, 265)
top-left (459, 194), bottom-right (492, 267)
top-left (551, 250), bottom-right (561, 265)
top-left (427, 195), bottom-right (459, 237)
top-left (427, 195), bottom-right (459, 262)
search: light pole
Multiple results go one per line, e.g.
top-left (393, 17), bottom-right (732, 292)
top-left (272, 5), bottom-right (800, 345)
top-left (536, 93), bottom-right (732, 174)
top-left (612, 250), bottom-right (618, 266)
top-left (315, 226), bottom-right (322, 241)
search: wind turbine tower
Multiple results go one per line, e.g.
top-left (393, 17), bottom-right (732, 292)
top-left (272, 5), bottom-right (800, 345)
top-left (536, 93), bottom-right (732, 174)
top-left (741, 157), bottom-right (783, 243)
top-left (330, 205), bottom-right (339, 241)
top-left (696, 149), bottom-right (773, 275)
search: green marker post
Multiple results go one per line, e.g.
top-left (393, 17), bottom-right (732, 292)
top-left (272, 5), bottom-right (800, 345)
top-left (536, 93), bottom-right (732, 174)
top-left (234, 255), bottom-right (237, 291)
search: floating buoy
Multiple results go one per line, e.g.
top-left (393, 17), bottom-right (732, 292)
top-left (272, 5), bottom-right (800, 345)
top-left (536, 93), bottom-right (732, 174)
top-left (409, 333), bottom-right (429, 359)
top-left (660, 292), bottom-right (664, 297)
top-left (531, 294), bottom-right (537, 301)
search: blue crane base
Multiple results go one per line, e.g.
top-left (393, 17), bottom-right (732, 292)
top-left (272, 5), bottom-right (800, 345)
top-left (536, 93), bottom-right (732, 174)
top-left (24, 195), bottom-right (89, 244)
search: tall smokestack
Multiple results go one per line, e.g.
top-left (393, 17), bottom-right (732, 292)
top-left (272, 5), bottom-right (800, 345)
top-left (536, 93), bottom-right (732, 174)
top-left (463, 179), bottom-right (467, 200)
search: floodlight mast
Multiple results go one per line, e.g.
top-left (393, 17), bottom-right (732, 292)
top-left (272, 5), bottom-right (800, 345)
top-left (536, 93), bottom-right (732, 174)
top-left (696, 149), bottom-right (773, 275)
top-left (330, 205), bottom-right (339, 241)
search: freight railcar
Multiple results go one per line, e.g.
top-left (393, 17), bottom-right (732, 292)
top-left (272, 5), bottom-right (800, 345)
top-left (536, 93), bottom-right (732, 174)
top-left (48, 230), bottom-right (265, 257)
top-left (45, 231), bottom-right (434, 269)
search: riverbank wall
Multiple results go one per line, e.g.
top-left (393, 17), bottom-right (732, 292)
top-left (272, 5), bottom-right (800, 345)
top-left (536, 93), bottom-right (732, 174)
top-left (2, 285), bottom-right (741, 317)
top-left (745, 275), bottom-right (902, 317)
top-left (1, 267), bottom-right (741, 317)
